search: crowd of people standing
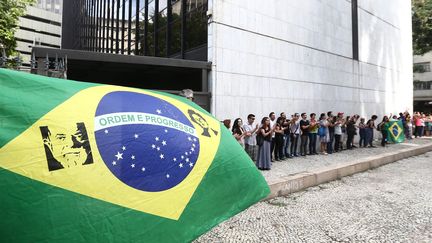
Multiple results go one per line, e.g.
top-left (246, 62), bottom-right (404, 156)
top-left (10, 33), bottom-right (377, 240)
top-left (228, 111), bottom-right (432, 171)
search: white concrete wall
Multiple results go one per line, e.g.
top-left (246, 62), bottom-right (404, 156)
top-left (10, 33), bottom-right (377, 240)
top-left (208, 0), bottom-right (413, 121)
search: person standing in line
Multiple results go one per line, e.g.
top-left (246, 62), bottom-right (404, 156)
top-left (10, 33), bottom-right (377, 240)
top-left (308, 113), bottom-right (319, 155)
top-left (318, 113), bottom-right (329, 155)
top-left (406, 114), bottom-right (413, 140)
top-left (299, 113), bottom-right (310, 156)
top-left (281, 113), bottom-right (291, 158)
top-left (179, 89), bottom-right (194, 101)
top-left (366, 115), bottom-right (378, 147)
top-left (290, 113), bottom-right (301, 157)
top-left (326, 111), bottom-right (335, 154)
top-left (274, 117), bottom-right (287, 161)
top-left (334, 114), bottom-right (343, 152)
top-left (269, 112), bottom-right (277, 161)
top-left (425, 113), bottom-right (432, 137)
top-left (232, 118), bottom-right (249, 149)
top-left (418, 113), bottom-right (425, 137)
top-left (378, 116), bottom-right (390, 147)
top-left (223, 119), bottom-right (231, 130)
top-left (256, 117), bottom-right (274, 170)
top-left (243, 114), bottom-right (259, 161)
top-left (358, 117), bottom-right (367, 147)
top-left (346, 116), bottom-right (357, 149)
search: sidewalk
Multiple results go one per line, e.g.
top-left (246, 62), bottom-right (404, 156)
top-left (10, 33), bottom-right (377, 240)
top-left (261, 137), bottom-right (432, 199)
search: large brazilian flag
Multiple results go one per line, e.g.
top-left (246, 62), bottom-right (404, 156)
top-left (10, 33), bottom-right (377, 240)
top-left (0, 69), bottom-right (269, 242)
top-left (384, 120), bottom-right (405, 143)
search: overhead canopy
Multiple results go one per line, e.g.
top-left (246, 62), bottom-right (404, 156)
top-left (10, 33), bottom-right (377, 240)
top-left (31, 47), bottom-right (211, 111)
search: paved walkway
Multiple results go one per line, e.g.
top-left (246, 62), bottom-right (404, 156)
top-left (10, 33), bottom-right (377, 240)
top-left (196, 151), bottom-right (432, 242)
top-left (261, 137), bottom-right (432, 185)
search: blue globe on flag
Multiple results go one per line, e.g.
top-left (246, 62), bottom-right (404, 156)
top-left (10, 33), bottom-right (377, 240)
top-left (94, 91), bottom-right (200, 192)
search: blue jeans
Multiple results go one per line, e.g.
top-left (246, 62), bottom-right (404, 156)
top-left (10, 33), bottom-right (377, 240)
top-left (416, 126), bottom-right (424, 137)
top-left (359, 128), bottom-right (366, 147)
top-left (327, 132), bottom-right (334, 154)
top-left (283, 134), bottom-right (290, 157)
top-left (308, 133), bottom-right (317, 154)
top-left (365, 128), bottom-right (374, 146)
top-left (290, 133), bottom-right (299, 156)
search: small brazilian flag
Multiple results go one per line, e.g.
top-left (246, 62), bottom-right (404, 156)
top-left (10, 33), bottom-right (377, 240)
top-left (384, 120), bottom-right (405, 143)
top-left (0, 69), bottom-right (269, 242)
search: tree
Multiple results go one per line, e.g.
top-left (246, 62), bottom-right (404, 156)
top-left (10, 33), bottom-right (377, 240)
top-left (412, 0), bottom-right (432, 55)
top-left (0, 0), bottom-right (35, 57)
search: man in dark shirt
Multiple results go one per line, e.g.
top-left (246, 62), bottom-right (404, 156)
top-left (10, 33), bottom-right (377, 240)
top-left (299, 113), bottom-right (310, 156)
top-left (327, 111), bottom-right (335, 154)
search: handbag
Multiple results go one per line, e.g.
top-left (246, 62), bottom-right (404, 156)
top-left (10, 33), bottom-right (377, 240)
top-left (256, 133), bottom-right (264, 146)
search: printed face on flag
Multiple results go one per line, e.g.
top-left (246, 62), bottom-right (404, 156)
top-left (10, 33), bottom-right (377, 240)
top-left (41, 123), bottom-right (92, 170)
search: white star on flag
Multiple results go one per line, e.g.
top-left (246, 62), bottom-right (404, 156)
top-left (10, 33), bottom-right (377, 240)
top-left (164, 129), bottom-right (168, 133)
top-left (134, 134), bottom-right (139, 138)
top-left (160, 154), bottom-right (164, 159)
top-left (179, 163), bottom-right (183, 168)
top-left (193, 138), bottom-right (197, 142)
top-left (122, 146), bottom-right (126, 151)
top-left (188, 137), bottom-right (192, 141)
top-left (112, 161), bottom-right (116, 165)
top-left (181, 155), bottom-right (184, 159)
top-left (157, 147), bottom-right (161, 151)
top-left (131, 155), bottom-right (135, 160)
top-left (151, 144), bottom-right (156, 149)
top-left (156, 109), bottom-right (162, 114)
top-left (185, 158), bottom-right (189, 162)
top-left (141, 167), bottom-right (146, 171)
top-left (115, 152), bottom-right (123, 160)
top-left (192, 144), bottom-right (195, 147)
top-left (189, 162), bottom-right (194, 167)
top-left (166, 174), bottom-right (170, 178)
top-left (155, 137), bottom-right (159, 141)
top-left (104, 129), bottom-right (109, 134)
top-left (162, 140), bottom-right (167, 146)
top-left (190, 147), bottom-right (195, 152)
top-left (173, 158), bottom-right (177, 162)
top-left (131, 164), bottom-right (135, 168)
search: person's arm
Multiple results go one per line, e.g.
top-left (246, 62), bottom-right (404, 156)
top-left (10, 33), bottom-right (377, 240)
top-left (261, 128), bottom-right (272, 137)
top-left (275, 125), bottom-right (284, 134)
top-left (301, 121), bottom-right (310, 130)
top-left (233, 130), bottom-right (243, 140)
top-left (242, 125), bottom-right (253, 138)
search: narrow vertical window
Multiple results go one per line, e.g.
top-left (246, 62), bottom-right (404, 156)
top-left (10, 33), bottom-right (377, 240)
top-left (352, 0), bottom-right (359, 60)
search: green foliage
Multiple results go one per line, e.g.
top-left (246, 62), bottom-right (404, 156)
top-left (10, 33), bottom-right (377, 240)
top-left (0, 0), bottom-right (35, 57)
top-left (412, 0), bottom-right (432, 55)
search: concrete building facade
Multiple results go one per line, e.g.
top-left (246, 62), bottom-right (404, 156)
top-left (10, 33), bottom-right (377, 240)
top-left (41, 0), bottom-right (412, 118)
top-left (15, 0), bottom-right (62, 67)
top-left (413, 52), bottom-right (432, 112)
top-left (208, 0), bottom-right (413, 120)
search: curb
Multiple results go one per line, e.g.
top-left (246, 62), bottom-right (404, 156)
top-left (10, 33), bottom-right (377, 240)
top-left (265, 143), bottom-right (432, 200)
